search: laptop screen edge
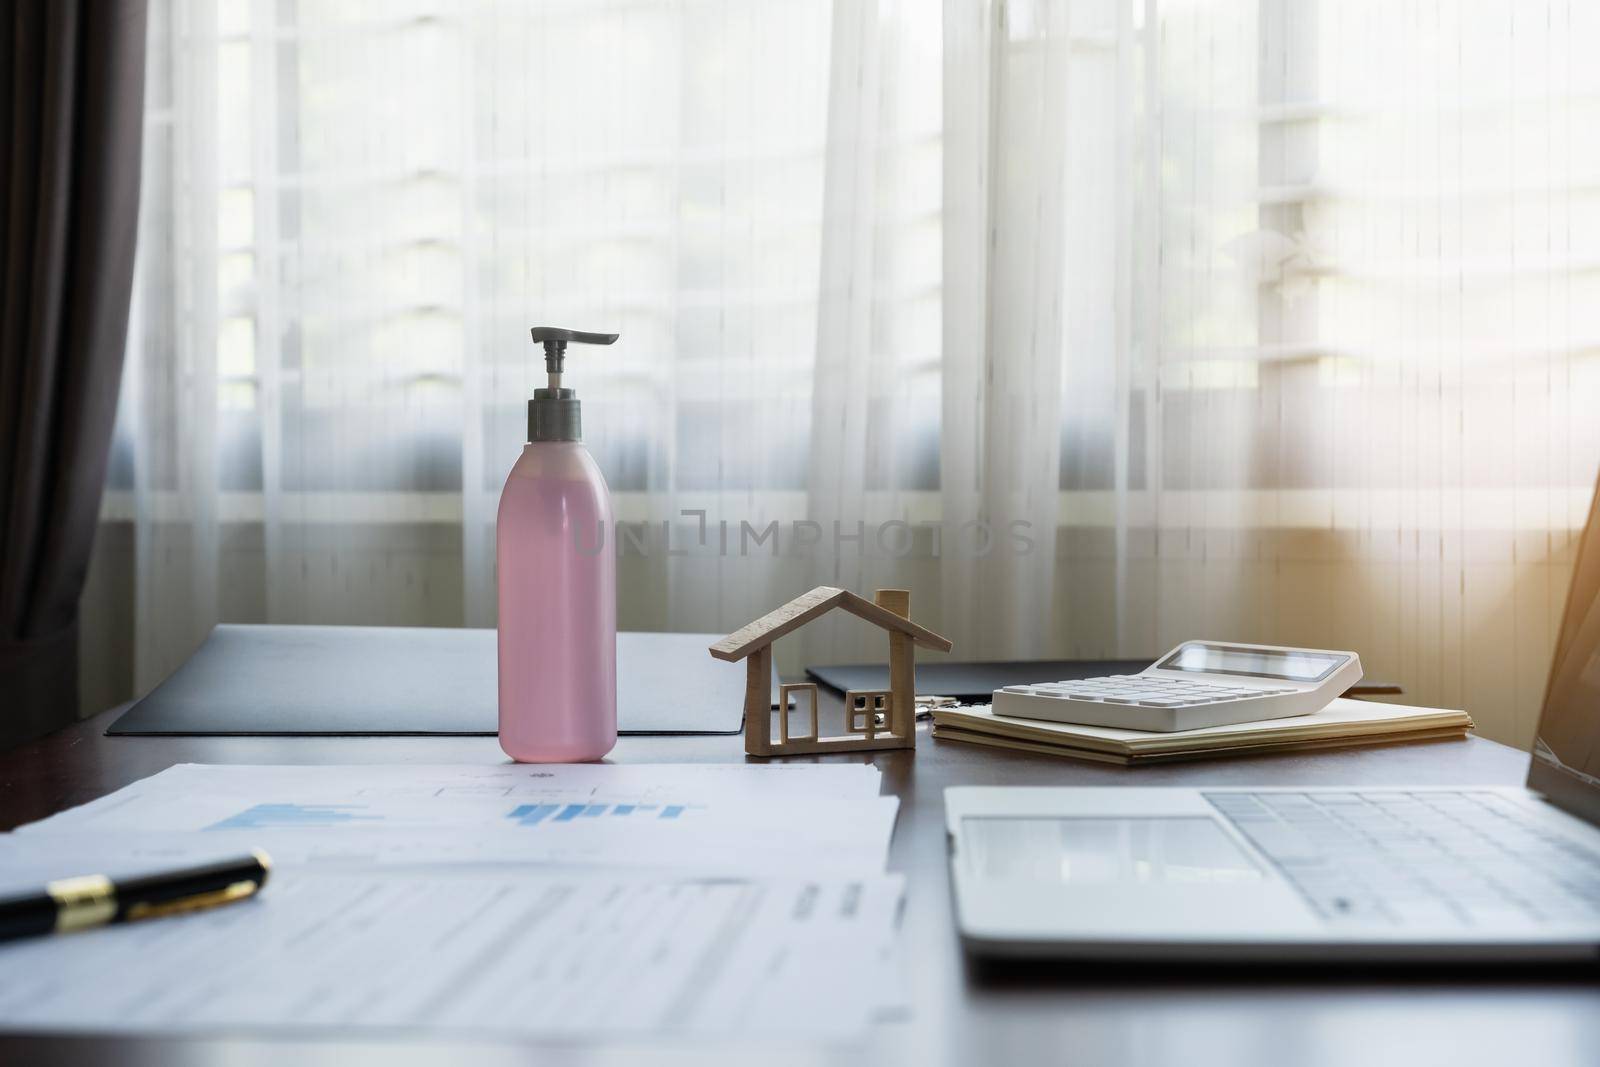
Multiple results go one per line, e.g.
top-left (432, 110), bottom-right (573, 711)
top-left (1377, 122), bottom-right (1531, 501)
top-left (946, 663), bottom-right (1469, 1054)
top-left (1526, 467), bottom-right (1600, 829)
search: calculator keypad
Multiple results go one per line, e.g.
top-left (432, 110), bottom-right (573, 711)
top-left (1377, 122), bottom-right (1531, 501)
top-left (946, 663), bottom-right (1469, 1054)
top-left (997, 675), bottom-right (1298, 709)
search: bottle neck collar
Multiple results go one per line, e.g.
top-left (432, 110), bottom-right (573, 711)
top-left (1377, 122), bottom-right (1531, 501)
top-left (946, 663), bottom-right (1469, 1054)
top-left (528, 389), bottom-right (580, 442)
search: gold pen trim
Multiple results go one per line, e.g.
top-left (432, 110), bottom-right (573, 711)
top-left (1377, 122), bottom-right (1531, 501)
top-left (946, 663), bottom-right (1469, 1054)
top-left (124, 880), bottom-right (260, 922)
top-left (46, 875), bottom-right (117, 933)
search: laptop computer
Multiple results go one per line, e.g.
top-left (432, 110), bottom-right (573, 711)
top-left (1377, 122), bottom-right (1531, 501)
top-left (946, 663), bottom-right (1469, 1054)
top-left (946, 477), bottom-right (1600, 962)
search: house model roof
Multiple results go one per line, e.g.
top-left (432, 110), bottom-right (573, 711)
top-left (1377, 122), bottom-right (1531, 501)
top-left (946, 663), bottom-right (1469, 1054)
top-left (708, 585), bottom-right (953, 662)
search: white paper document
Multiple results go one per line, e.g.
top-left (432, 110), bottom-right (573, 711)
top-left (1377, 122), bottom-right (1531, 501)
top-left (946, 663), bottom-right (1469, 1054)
top-left (0, 810), bottom-right (899, 880)
top-left (0, 763), bottom-right (905, 1041)
top-left (0, 866), bottom-right (903, 1039)
top-left (22, 762), bottom-right (885, 834)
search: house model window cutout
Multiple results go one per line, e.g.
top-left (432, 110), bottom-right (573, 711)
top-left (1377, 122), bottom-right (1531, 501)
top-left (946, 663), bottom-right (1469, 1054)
top-left (708, 586), bottom-right (953, 757)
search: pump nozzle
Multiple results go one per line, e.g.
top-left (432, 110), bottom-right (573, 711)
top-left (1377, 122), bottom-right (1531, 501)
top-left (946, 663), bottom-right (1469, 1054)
top-left (526, 326), bottom-right (618, 442)
top-left (529, 327), bottom-right (618, 393)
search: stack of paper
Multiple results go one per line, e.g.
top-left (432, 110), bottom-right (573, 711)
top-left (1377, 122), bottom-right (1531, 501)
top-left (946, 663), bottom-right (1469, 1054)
top-left (0, 763), bottom-right (904, 1041)
top-left (931, 696), bottom-right (1474, 765)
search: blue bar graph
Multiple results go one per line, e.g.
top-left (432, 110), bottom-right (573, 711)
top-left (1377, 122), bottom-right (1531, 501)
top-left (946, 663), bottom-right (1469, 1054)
top-left (506, 803), bottom-right (562, 825)
top-left (552, 804), bottom-right (587, 823)
top-left (505, 801), bottom-right (696, 825)
top-left (207, 803), bottom-right (380, 831)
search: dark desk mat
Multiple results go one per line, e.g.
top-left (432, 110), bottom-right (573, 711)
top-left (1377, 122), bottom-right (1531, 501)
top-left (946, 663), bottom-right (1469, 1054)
top-left (806, 659), bottom-right (1401, 704)
top-left (109, 625), bottom-right (759, 737)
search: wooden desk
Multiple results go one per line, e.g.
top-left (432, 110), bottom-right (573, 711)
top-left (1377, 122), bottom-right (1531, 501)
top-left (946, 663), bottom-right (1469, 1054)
top-left (2, 706), bottom-right (1596, 1067)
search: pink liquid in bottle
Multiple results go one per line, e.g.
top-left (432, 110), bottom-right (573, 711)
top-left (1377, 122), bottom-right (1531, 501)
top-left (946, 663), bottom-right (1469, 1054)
top-left (496, 441), bottom-right (617, 762)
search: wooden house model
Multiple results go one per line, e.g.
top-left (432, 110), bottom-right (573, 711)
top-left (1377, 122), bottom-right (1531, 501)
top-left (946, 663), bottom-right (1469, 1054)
top-left (709, 586), bottom-right (952, 757)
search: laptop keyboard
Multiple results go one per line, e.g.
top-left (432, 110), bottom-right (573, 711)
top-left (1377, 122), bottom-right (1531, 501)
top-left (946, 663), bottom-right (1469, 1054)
top-left (1205, 790), bottom-right (1600, 928)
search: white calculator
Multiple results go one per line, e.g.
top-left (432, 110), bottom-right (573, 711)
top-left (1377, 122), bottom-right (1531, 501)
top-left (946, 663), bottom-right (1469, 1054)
top-left (992, 641), bottom-right (1364, 732)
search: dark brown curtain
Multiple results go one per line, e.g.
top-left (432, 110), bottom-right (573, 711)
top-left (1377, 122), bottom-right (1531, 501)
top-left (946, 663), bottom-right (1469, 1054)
top-left (0, 1), bottom-right (147, 747)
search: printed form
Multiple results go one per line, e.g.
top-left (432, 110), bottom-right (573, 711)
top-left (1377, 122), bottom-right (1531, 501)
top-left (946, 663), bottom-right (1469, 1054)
top-left (0, 764), bottom-right (905, 1040)
top-left (0, 869), bottom-right (900, 1038)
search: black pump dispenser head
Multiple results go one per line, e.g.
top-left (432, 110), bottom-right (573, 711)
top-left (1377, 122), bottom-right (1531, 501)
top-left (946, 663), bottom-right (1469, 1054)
top-left (527, 327), bottom-right (618, 442)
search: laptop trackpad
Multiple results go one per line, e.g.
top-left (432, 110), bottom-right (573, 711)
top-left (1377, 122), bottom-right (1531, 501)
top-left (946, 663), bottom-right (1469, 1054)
top-left (962, 817), bottom-right (1265, 885)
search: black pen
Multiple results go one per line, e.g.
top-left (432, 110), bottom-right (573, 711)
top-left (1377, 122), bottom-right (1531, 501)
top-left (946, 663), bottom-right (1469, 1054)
top-left (0, 851), bottom-right (271, 943)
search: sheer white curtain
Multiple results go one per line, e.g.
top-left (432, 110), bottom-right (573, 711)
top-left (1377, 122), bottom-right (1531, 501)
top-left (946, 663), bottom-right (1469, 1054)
top-left (96, 0), bottom-right (1600, 747)
top-left (1135, 0), bottom-right (1600, 748)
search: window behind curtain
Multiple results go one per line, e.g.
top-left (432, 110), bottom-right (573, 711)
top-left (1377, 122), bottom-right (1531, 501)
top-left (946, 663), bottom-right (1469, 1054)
top-left (94, 0), bottom-right (1600, 751)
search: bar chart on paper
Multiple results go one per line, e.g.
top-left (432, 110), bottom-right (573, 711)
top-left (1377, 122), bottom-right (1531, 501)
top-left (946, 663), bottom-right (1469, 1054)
top-left (506, 802), bottom-right (699, 825)
top-left (204, 801), bottom-right (706, 832)
top-left (19, 764), bottom-right (889, 841)
top-left (208, 804), bottom-right (383, 830)
top-left (9, 764), bottom-right (900, 894)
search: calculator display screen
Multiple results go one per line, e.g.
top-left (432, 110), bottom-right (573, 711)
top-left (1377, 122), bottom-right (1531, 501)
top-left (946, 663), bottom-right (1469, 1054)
top-left (1156, 643), bottom-right (1346, 682)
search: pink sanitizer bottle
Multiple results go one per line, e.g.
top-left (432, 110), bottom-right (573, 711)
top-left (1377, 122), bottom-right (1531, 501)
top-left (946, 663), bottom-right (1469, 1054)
top-left (496, 326), bottom-right (618, 762)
